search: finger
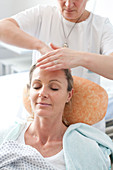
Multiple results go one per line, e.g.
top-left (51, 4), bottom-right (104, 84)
top-left (38, 60), bottom-right (58, 69)
top-left (37, 58), bottom-right (51, 67)
top-left (37, 55), bottom-right (58, 67)
top-left (50, 43), bottom-right (60, 50)
top-left (37, 53), bottom-right (51, 62)
top-left (37, 49), bottom-right (60, 62)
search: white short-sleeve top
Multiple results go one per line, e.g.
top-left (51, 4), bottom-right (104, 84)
top-left (12, 5), bottom-right (113, 84)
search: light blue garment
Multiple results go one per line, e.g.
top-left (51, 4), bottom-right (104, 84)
top-left (63, 123), bottom-right (113, 170)
top-left (0, 119), bottom-right (113, 169)
top-left (0, 119), bottom-right (26, 145)
top-left (105, 97), bottom-right (113, 120)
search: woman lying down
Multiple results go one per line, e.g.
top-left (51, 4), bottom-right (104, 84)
top-left (0, 65), bottom-right (113, 170)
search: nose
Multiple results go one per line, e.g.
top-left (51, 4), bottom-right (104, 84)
top-left (38, 86), bottom-right (48, 99)
top-left (65, 0), bottom-right (74, 8)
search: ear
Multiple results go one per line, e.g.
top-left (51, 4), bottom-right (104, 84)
top-left (66, 89), bottom-right (73, 103)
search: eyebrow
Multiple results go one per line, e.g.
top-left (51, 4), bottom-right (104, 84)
top-left (33, 79), bottom-right (41, 83)
top-left (49, 80), bottom-right (61, 83)
top-left (32, 79), bottom-right (61, 83)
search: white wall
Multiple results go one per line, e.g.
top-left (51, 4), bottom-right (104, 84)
top-left (0, 0), bottom-right (56, 19)
top-left (86, 0), bottom-right (113, 25)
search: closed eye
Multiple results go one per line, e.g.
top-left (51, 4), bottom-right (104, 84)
top-left (51, 88), bottom-right (59, 91)
top-left (33, 87), bottom-right (41, 89)
top-left (33, 86), bottom-right (41, 90)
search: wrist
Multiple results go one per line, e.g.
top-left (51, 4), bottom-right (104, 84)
top-left (73, 51), bottom-right (86, 67)
top-left (79, 52), bottom-right (98, 70)
top-left (33, 40), bottom-right (51, 55)
top-left (81, 52), bottom-right (88, 67)
top-left (78, 51), bottom-right (91, 67)
top-left (32, 39), bottom-right (43, 51)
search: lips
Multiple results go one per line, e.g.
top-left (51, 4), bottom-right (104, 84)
top-left (65, 10), bottom-right (74, 12)
top-left (37, 102), bottom-right (52, 106)
top-left (64, 8), bottom-right (75, 12)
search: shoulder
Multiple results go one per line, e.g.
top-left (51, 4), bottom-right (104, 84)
top-left (0, 118), bottom-right (27, 145)
top-left (63, 123), bottom-right (112, 168)
top-left (64, 123), bottom-right (113, 150)
top-left (90, 12), bottom-right (112, 28)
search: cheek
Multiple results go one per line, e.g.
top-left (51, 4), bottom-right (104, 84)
top-left (75, 0), bottom-right (86, 9)
top-left (79, 0), bottom-right (87, 9)
top-left (30, 89), bottom-right (38, 104)
top-left (52, 91), bottom-right (68, 106)
top-left (75, 1), bottom-right (80, 7)
top-left (58, 1), bottom-right (64, 10)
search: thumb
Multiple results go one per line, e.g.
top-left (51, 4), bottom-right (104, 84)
top-left (49, 43), bottom-right (60, 50)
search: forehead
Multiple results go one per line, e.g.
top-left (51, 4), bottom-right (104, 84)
top-left (32, 68), bottom-right (67, 83)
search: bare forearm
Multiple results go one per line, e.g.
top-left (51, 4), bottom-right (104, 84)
top-left (0, 18), bottom-right (45, 52)
top-left (79, 52), bottom-right (113, 80)
top-left (36, 46), bottom-right (113, 79)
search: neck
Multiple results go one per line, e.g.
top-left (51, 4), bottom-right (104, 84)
top-left (28, 116), bottom-right (67, 145)
top-left (64, 10), bottom-right (90, 23)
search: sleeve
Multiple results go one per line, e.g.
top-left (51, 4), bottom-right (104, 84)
top-left (100, 18), bottom-right (113, 55)
top-left (11, 5), bottom-right (44, 37)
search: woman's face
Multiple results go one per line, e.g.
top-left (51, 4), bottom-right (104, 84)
top-left (30, 68), bottom-right (72, 119)
top-left (57, 0), bottom-right (88, 22)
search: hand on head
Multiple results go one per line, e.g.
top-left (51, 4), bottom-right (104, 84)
top-left (37, 43), bottom-right (80, 71)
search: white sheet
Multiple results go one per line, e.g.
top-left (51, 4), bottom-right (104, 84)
top-left (0, 72), bottom-right (29, 127)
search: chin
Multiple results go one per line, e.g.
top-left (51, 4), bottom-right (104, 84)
top-left (63, 13), bottom-right (75, 21)
top-left (35, 110), bottom-right (51, 117)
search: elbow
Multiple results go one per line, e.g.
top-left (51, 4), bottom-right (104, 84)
top-left (0, 19), bottom-right (10, 38)
top-left (109, 75), bottom-right (113, 80)
top-left (0, 18), bottom-right (19, 40)
top-left (104, 73), bottom-right (113, 80)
